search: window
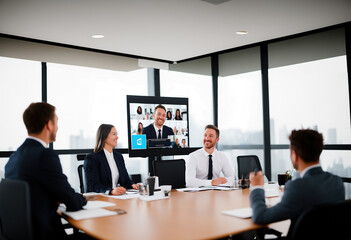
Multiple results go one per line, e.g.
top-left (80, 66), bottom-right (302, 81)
top-left (47, 63), bottom-right (148, 149)
top-left (218, 47), bottom-right (264, 171)
top-left (0, 57), bottom-right (41, 151)
top-left (160, 58), bottom-right (213, 147)
top-left (268, 28), bottom-right (350, 177)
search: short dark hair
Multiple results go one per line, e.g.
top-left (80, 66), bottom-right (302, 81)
top-left (205, 124), bottom-right (220, 138)
top-left (23, 102), bottom-right (56, 134)
top-left (154, 104), bottom-right (166, 112)
top-left (289, 129), bottom-right (324, 163)
top-left (94, 124), bottom-right (114, 152)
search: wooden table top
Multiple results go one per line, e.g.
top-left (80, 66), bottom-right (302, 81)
top-left (64, 189), bottom-right (289, 240)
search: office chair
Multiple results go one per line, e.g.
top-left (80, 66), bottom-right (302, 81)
top-left (76, 154), bottom-right (87, 194)
top-left (237, 155), bottom-right (262, 179)
top-left (0, 178), bottom-right (33, 240)
top-left (287, 200), bottom-right (351, 240)
top-left (153, 159), bottom-right (186, 189)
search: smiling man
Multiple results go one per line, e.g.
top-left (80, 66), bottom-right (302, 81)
top-left (186, 124), bottom-right (235, 187)
top-left (142, 104), bottom-right (174, 141)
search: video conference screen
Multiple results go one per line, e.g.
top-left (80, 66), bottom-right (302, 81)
top-left (127, 95), bottom-right (189, 157)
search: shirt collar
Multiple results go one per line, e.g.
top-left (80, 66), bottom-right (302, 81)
top-left (202, 147), bottom-right (217, 157)
top-left (27, 136), bottom-right (49, 148)
top-left (153, 123), bottom-right (162, 131)
top-left (300, 164), bottom-right (321, 178)
top-left (103, 148), bottom-right (113, 156)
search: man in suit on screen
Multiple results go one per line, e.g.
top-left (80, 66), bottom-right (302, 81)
top-left (5, 102), bottom-right (87, 240)
top-left (249, 129), bottom-right (345, 227)
top-left (142, 104), bottom-right (174, 141)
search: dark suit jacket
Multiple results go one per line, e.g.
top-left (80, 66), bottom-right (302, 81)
top-left (84, 150), bottom-right (134, 193)
top-left (5, 139), bottom-right (85, 240)
top-left (142, 123), bottom-right (174, 140)
top-left (250, 166), bottom-right (345, 225)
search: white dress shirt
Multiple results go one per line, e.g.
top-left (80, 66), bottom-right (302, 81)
top-left (103, 148), bottom-right (120, 188)
top-left (186, 148), bottom-right (235, 187)
top-left (153, 123), bottom-right (162, 138)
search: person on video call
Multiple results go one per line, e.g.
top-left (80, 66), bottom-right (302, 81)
top-left (249, 129), bottom-right (345, 226)
top-left (174, 108), bottom-right (182, 120)
top-left (137, 122), bottom-right (143, 135)
top-left (136, 106), bottom-right (145, 122)
top-left (84, 124), bottom-right (138, 196)
top-left (186, 124), bottom-right (234, 187)
top-left (5, 102), bottom-right (87, 240)
top-left (142, 104), bottom-right (174, 140)
top-left (166, 110), bottom-right (172, 120)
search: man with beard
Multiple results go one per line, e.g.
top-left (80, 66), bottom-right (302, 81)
top-left (186, 124), bottom-right (234, 187)
top-left (249, 129), bottom-right (344, 226)
top-left (142, 104), bottom-right (174, 141)
top-left (5, 102), bottom-right (87, 240)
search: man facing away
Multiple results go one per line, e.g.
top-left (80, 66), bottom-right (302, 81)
top-left (142, 104), bottom-right (174, 140)
top-left (186, 124), bottom-right (234, 187)
top-left (250, 129), bottom-right (345, 227)
top-left (5, 102), bottom-right (87, 240)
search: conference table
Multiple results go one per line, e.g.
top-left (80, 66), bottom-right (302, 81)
top-left (63, 188), bottom-right (289, 240)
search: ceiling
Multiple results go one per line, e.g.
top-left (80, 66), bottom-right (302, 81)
top-left (0, 0), bottom-right (351, 62)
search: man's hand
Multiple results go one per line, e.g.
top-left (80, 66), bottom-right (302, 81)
top-left (132, 183), bottom-right (139, 190)
top-left (249, 171), bottom-right (264, 187)
top-left (111, 186), bottom-right (127, 195)
top-left (211, 177), bottom-right (227, 186)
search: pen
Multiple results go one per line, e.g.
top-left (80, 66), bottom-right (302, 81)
top-left (254, 168), bottom-right (258, 176)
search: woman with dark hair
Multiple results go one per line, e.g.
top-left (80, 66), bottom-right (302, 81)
top-left (174, 109), bottom-right (182, 120)
top-left (137, 122), bottom-right (143, 135)
top-left (136, 106), bottom-right (145, 121)
top-left (84, 124), bottom-right (138, 195)
top-left (166, 111), bottom-right (172, 120)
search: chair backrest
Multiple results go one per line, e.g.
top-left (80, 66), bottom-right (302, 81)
top-left (77, 165), bottom-right (86, 194)
top-left (76, 154), bottom-right (87, 194)
top-left (237, 155), bottom-right (262, 179)
top-left (289, 200), bottom-right (351, 240)
top-left (0, 178), bottom-right (33, 240)
top-left (153, 159), bottom-right (186, 189)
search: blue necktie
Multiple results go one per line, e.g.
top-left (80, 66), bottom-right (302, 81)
top-left (208, 155), bottom-right (213, 180)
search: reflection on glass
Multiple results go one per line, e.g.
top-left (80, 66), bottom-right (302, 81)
top-left (47, 63), bottom-right (148, 149)
top-left (269, 56), bottom-right (350, 144)
top-left (160, 70), bottom-right (213, 147)
top-left (0, 56), bottom-right (41, 151)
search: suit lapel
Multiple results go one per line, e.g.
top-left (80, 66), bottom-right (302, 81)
top-left (98, 151), bottom-right (112, 183)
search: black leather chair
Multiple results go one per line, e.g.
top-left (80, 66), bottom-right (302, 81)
top-left (0, 178), bottom-right (33, 240)
top-left (153, 159), bottom-right (186, 189)
top-left (76, 154), bottom-right (87, 194)
top-left (288, 200), bottom-right (351, 240)
top-left (237, 155), bottom-right (262, 179)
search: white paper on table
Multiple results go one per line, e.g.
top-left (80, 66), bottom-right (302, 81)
top-left (83, 201), bottom-right (115, 210)
top-left (108, 194), bottom-right (140, 200)
top-left (222, 208), bottom-right (252, 218)
top-left (176, 187), bottom-right (212, 192)
top-left (64, 208), bottom-right (117, 220)
top-left (264, 183), bottom-right (281, 197)
top-left (83, 192), bottom-right (103, 197)
top-left (139, 194), bottom-right (169, 201)
top-left (212, 186), bottom-right (239, 191)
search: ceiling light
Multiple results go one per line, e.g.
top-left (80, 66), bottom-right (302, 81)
top-left (236, 31), bottom-right (248, 35)
top-left (91, 34), bottom-right (104, 39)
